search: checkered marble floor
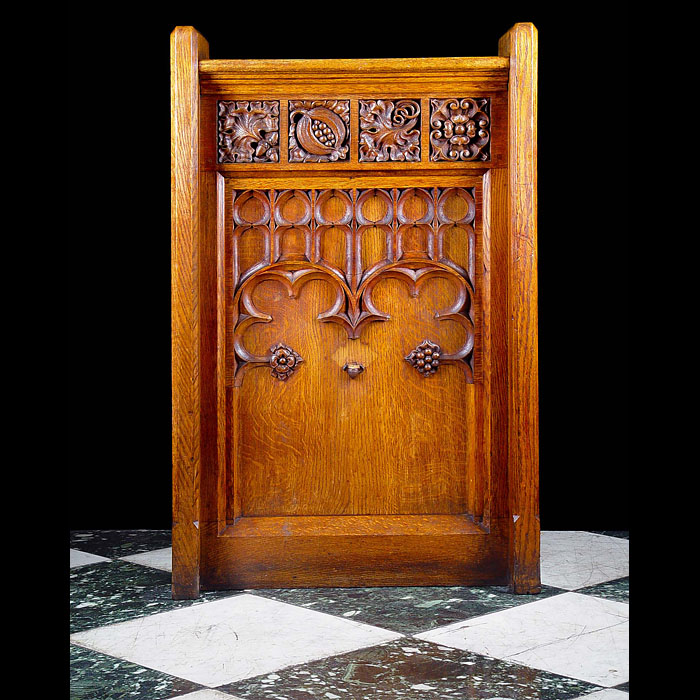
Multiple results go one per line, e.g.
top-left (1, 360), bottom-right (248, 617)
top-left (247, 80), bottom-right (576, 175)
top-left (70, 530), bottom-right (629, 699)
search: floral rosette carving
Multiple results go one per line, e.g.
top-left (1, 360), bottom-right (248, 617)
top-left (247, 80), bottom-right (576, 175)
top-left (289, 100), bottom-right (350, 162)
top-left (218, 101), bottom-right (280, 163)
top-left (359, 99), bottom-right (421, 162)
top-left (405, 339), bottom-right (442, 376)
top-left (430, 98), bottom-right (490, 162)
top-left (269, 343), bottom-right (303, 380)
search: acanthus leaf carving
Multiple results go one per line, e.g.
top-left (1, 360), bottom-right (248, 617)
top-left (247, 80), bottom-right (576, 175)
top-left (218, 101), bottom-right (280, 163)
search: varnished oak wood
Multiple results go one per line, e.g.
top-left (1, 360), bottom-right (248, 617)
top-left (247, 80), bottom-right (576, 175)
top-left (499, 23), bottom-right (541, 594)
top-left (171, 24), bottom-right (539, 597)
top-left (171, 26), bottom-right (209, 599)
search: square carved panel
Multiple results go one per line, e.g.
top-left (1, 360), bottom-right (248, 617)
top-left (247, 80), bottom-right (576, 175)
top-left (429, 98), bottom-right (491, 162)
top-left (358, 99), bottom-right (421, 162)
top-left (288, 100), bottom-right (350, 162)
top-left (218, 101), bottom-right (280, 163)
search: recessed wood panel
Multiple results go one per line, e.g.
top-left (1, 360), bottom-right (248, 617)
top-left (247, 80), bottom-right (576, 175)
top-left (227, 181), bottom-right (480, 519)
top-left (236, 275), bottom-right (472, 517)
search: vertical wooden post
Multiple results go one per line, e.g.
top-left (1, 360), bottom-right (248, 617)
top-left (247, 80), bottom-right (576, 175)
top-left (499, 23), bottom-right (541, 594)
top-left (171, 25), bottom-right (209, 599)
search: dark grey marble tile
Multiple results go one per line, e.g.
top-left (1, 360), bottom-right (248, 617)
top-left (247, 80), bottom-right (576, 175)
top-left (614, 681), bottom-right (629, 692)
top-left (70, 529), bottom-right (172, 558)
top-left (217, 638), bottom-right (602, 699)
top-left (70, 560), bottom-right (242, 633)
top-left (70, 644), bottom-right (202, 700)
top-left (249, 584), bottom-right (565, 634)
top-left (577, 577), bottom-right (629, 603)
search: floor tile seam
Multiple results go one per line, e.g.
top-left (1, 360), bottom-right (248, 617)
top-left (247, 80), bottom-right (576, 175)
top-left (238, 592), bottom-right (406, 633)
top-left (70, 592), bottom-right (405, 647)
top-left (492, 650), bottom-right (628, 691)
top-left (70, 548), bottom-right (114, 559)
top-left (541, 562), bottom-right (628, 574)
top-left (426, 620), bottom-right (629, 690)
top-left (405, 590), bottom-right (574, 637)
top-left (410, 597), bottom-right (628, 645)
top-left (241, 589), bottom-right (410, 635)
top-left (571, 582), bottom-right (630, 595)
top-left (194, 638), bottom-right (411, 690)
top-left (240, 589), bottom-right (567, 637)
top-left (203, 637), bottom-right (436, 692)
top-left (69, 593), bottom-right (246, 637)
top-left (70, 641), bottom-right (212, 691)
top-left (70, 562), bottom-right (112, 570)
top-left (499, 618), bottom-right (630, 664)
top-left (575, 591), bottom-right (629, 604)
top-left (114, 557), bottom-right (170, 571)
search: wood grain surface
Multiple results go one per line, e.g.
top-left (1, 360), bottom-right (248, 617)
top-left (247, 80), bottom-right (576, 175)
top-left (499, 22), bottom-right (541, 594)
top-left (171, 26), bottom-right (209, 599)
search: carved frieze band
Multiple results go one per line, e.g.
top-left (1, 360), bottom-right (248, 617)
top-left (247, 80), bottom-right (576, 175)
top-left (230, 187), bottom-right (477, 385)
top-left (217, 98), bottom-right (490, 163)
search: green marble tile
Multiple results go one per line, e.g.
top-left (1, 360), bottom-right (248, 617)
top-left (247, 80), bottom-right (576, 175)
top-left (70, 560), bottom-right (242, 633)
top-left (70, 530), bottom-right (172, 558)
top-left (217, 638), bottom-right (602, 699)
top-left (70, 644), bottom-right (202, 700)
top-left (249, 584), bottom-right (566, 634)
top-left (577, 577), bottom-right (629, 603)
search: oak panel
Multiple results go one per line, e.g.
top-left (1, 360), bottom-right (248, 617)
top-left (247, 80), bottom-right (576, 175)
top-left (173, 26), bottom-right (538, 596)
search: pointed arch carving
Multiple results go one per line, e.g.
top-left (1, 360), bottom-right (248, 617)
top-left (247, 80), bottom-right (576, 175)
top-left (229, 187), bottom-right (477, 385)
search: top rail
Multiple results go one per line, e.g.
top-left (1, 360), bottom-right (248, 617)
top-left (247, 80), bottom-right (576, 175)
top-left (199, 56), bottom-right (509, 77)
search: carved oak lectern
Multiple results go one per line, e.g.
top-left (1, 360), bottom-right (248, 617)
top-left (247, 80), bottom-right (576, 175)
top-left (171, 24), bottom-right (539, 599)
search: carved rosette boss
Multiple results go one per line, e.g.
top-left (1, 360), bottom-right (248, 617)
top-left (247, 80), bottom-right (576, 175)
top-left (289, 100), bottom-right (350, 162)
top-left (429, 98), bottom-right (490, 162)
top-left (269, 343), bottom-right (304, 381)
top-left (218, 101), bottom-right (280, 163)
top-left (359, 99), bottom-right (421, 162)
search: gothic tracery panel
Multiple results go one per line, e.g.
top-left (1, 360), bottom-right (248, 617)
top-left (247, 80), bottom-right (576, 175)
top-left (230, 187), bottom-right (478, 385)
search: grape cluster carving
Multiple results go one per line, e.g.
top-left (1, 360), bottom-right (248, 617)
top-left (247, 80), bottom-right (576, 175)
top-left (405, 340), bottom-right (442, 377)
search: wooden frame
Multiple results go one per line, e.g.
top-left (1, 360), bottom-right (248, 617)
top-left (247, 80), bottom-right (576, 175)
top-left (171, 24), bottom-right (539, 598)
top-left (500, 23), bottom-right (540, 594)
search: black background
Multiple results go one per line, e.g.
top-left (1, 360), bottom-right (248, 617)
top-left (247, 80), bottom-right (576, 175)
top-left (69, 6), bottom-right (628, 532)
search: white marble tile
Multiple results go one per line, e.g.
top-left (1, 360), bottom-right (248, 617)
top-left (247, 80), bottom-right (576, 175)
top-left (70, 548), bottom-right (111, 568)
top-left (174, 691), bottom-right (244, 700)
top-left (415, 592), bottom-right (628, 687)
top-left (540, 531), bottom-right (629, 590)
top-left (70, 593), bottom-right (403, 687)
top-left (120, 546), bottom-right (172, 571)
top-left (572, 690), bottom-right (630, 700)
